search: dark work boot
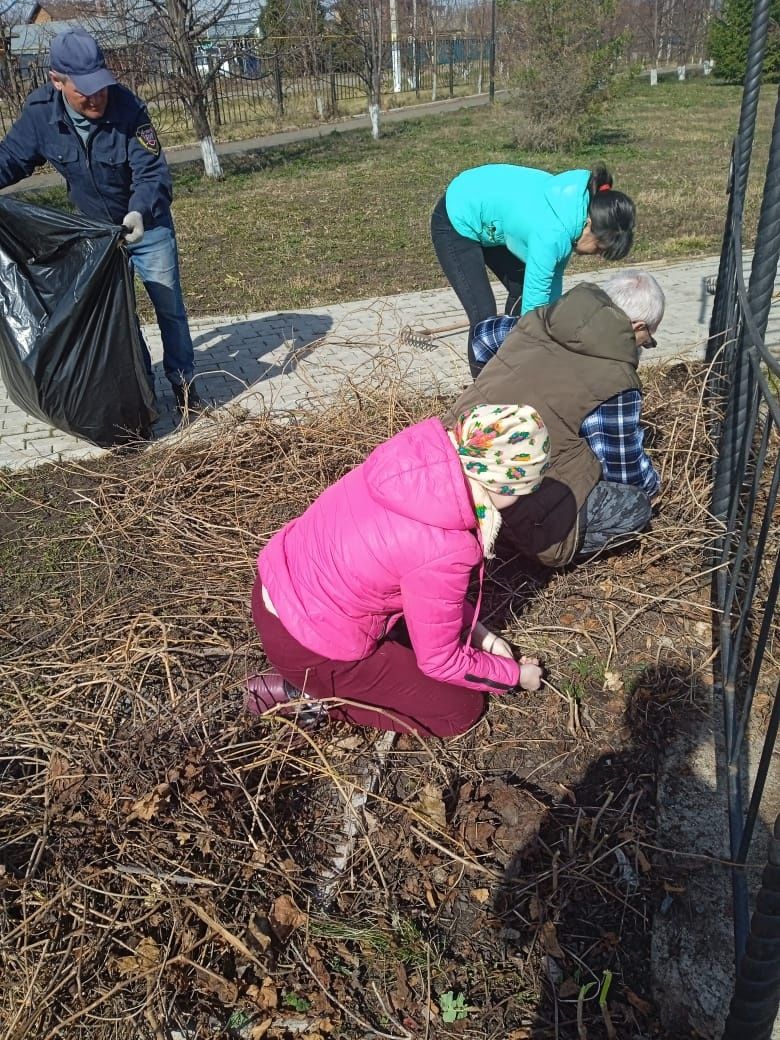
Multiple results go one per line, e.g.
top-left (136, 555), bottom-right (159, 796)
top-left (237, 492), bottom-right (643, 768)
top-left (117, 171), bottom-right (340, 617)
top-left (172, 381), bottom-right (205, 416)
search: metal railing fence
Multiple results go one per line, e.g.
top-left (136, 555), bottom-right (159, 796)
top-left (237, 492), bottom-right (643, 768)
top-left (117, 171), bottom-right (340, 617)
top-left (705, 2), bottom-right (780, 1036)
top-left (0, 34), bottom-right (494, 137)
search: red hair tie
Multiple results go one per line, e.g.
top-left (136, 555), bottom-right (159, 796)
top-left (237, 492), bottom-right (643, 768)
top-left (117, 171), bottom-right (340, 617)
top-left (599, 183), bottom-right (612, 192)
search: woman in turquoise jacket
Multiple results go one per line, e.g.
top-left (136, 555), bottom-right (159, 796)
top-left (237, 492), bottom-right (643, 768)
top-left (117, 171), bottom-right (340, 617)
top-left (430, 162), bottom-right (636, 376)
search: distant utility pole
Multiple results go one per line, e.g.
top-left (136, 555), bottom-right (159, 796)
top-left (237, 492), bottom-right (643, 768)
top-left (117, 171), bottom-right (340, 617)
top-left (412, 0), bottom-right (418, 93)
top-left (489, 0), bottom-right (496, 101)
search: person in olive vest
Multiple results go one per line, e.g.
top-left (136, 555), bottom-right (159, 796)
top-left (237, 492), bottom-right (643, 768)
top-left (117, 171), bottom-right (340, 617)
top-left (442, 270), bottom-right (664, 568)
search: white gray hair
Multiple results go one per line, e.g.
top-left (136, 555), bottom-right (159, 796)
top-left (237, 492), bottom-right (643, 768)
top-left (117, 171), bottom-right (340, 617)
top-left (600, 270), bottom-right (665, 331)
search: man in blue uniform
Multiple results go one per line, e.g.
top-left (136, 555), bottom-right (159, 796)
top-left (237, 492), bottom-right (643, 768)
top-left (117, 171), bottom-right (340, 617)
top-left (0, 27), bottom-right (201, 413)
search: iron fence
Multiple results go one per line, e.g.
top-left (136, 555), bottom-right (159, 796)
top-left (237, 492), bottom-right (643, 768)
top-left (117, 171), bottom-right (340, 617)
top-left (705, 1), bottom-right (780, 1036)
top-left (0, 34), bottom-right (493, 137)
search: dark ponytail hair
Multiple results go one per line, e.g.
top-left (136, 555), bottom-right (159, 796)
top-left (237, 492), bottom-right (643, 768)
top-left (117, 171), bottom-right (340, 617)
top-left (586, 162), bottom-right (636, 261)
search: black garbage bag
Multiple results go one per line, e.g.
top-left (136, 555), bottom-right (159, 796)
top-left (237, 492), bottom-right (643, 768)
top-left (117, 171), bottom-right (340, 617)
top-left (0, 196), bottom-right (158, 447)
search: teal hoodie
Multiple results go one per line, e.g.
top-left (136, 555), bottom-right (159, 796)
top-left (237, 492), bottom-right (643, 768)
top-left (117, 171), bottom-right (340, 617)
top-left (444, 164), bottom-right (590, 315)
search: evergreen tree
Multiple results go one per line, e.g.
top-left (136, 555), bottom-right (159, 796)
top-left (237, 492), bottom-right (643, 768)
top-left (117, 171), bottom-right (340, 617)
top-left (707, 0), bottom-right (780, 82)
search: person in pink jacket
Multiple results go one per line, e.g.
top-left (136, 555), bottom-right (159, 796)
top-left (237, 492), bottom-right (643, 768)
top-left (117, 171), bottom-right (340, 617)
top-left (248, 404), bottom-right (550, 738)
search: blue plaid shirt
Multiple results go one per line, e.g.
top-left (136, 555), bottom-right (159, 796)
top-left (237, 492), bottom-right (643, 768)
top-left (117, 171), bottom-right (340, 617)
top-left (472, 316), bottom-right (660, 498)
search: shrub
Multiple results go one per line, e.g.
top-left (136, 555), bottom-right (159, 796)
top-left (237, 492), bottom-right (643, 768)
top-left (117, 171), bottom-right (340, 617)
top-left (504, 0), bottom-right (628, 151)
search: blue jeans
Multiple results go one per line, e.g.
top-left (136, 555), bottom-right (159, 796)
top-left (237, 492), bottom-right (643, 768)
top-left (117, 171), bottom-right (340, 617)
top-left (127, 225), bottom-right (195, 387)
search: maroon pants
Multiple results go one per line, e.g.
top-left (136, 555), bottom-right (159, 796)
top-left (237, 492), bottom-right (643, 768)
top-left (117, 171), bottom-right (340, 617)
top-left (251, 577), bottom-right (485, 738)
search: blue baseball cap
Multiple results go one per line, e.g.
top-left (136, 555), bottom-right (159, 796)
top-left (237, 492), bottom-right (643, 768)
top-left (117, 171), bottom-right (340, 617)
top-left (50, 28), bottom-right (117, 95)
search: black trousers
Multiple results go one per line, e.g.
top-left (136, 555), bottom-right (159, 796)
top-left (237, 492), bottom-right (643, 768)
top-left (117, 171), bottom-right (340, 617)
top-left (430, 195), bottom-right (525, 377)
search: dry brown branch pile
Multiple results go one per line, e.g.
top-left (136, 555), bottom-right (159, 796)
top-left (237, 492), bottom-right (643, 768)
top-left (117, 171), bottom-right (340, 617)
top-left (0, 360), bottom-right (744, 1040)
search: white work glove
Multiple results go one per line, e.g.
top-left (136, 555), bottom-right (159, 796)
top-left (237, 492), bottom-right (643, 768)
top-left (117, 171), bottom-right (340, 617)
top-left (471, 620), bottom-right (514, 659)
top-left (122, 211), bottom-right (144, 245)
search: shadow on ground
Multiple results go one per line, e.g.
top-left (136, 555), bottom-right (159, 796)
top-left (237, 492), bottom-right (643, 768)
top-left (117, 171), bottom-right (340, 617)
top-left (148, 310), bottom-right (333, 435)
top-left (477, 662), bottom-right (772, 1040)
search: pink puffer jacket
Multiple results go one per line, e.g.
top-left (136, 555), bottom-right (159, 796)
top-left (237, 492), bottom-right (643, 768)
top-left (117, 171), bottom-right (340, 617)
top-left (258, 417), bottom-right (520, 693)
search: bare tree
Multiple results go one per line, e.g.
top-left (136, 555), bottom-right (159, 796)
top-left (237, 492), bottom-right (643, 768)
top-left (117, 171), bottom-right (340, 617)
top-left (366, 0), bottom-right (383, 134)
top-left (465, 0), bottom-right (492, 93)
top-left (147, 0), bottom-right (230, 176)
top-left (0, 17), bottom-right (28, 124)
top-left (290, 0), bottom-right (330, 119)
top-left (98, 0), bottom-right (258, 177)
top-left (331, 0), bottom-right (386, 138)
top-left (422, 0), bottom-right (460, 102)
top-left (617, 0), bottom-right (715, 65)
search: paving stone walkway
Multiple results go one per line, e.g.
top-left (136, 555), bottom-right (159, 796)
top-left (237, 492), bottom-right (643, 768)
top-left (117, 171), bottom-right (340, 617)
top-left (0, 253), bottom-right (776, 471)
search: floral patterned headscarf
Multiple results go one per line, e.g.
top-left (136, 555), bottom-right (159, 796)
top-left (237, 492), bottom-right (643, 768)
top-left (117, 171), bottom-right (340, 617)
top-left (452, 404), bottom-right (550, 496)
top-left (449, 404), bottom-right (550, 558)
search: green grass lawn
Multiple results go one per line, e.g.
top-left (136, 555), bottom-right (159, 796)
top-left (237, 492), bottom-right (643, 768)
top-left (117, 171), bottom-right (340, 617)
top-left (19, 78), bottom-right (775, 319)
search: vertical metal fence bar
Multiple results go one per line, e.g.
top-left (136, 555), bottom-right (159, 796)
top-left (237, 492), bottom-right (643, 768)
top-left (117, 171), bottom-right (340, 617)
top-left (729, 412), bottom-right (779, 672)
top-left (705, 137), bottom-right (743, 379)
top-left (711, 49), bottom-right (780, 977)
top-left (710, 0), bottom-right (773, 520)
top-left (729, 421), bottom-right (780, 864)
top-left (746, 85), bottom-right (780, 342)
top-left (738, 671), bottom-right (780, 863)
top-left (718, 357), bottom-right (753, 958)
top-left (722, 87), bottom-right (780, 921)
top-left (741, 471), bottom-right (780, 706)
top-left (723, 666), bottom-right (750, 957)
top-left (719, 376), bottom-right (760, 650)
top-left (716, 344), bottom-right (755, 691)
top-left (735, 0), bottom-right (774, 210)
top-left (274, 53), bottom-right (284, 116)
top-left (707, 0), bottom-right (771, 388)
top-left (724, 815), bottom-right (780, 1039)
top-left (705, 0), bottom-right (780, 1012)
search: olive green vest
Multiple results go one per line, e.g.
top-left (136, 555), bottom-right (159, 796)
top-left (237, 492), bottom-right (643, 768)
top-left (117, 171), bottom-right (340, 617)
top-left (444, 282), bottom-right (642, 566)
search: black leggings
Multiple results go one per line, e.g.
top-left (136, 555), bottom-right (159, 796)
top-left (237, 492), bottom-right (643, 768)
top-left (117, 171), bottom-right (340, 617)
top-left (430, 194), bottom-right (525, 376)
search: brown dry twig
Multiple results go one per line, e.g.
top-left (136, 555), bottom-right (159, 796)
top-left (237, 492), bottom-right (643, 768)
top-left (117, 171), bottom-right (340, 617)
top-left (2, 359), bottom-right (772, 1039)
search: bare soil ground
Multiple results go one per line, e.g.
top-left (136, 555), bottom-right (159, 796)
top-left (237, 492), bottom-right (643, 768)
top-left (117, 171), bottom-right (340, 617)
top-left (0, 362), bottom-right (726, 1040)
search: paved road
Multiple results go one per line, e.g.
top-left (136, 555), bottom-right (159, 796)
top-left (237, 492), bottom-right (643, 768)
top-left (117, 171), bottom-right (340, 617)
top-left (4, 253), bottom-right (770, 471)
top-left (0, 90), bottom-right (507, 197)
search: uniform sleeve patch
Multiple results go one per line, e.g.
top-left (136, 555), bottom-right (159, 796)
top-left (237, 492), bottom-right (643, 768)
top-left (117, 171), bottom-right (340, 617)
top-left (136, 123), bottom-right (161, 155)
